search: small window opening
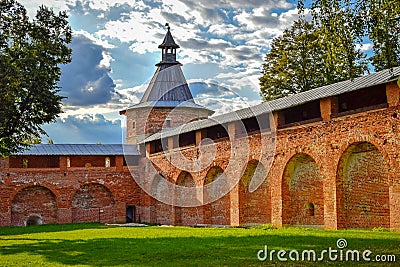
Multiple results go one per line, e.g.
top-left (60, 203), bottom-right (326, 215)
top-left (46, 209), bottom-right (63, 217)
top-left (22, 159), bottom-right (28, 168)
top-left (67, 157), bottom-right (71, 168)
top-left (165, 118), bottom-right (171, 128)
top-left (132, 121), bottom-right (136, 129)
top-left (306, 203), bottom-right (315, 216)
top-left (105, 157), bottom-right (111, 168)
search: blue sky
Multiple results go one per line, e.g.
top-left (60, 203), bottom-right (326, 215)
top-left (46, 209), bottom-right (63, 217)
top-left (19, 0), bottom-right (307, 144)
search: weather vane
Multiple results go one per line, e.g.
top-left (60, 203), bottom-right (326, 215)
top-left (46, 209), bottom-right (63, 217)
top-left (165, 23), bottom-right (170, 30)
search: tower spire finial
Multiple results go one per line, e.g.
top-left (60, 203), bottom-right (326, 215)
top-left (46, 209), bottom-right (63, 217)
top-left (165, 23), bottom-right (170, 30)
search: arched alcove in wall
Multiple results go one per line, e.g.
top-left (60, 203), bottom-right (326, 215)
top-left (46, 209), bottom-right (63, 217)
top-left (72, 184), bottom-right (115, 223)
top-left (174, 171), bottom-right (202, 226)
top-left (203, 166), bottom-right (230, 225)
top-left (336, 142), bottom-right (389, 229)
top-left (282, 153), bottom-right (324, 226)
top-left (150, 174), bottom-right (173, 225)
top-left (239, 160), bottom-right (270, 225)
top-left (11, 186), bottom-right (57, 226)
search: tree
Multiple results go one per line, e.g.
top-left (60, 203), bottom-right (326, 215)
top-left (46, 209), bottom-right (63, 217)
top-left (261, 0), bottom-right (369, 101)
top-left (362, 0), bottom-right (400, 71)
top-left (308, 0), bottom-right (368, 84)
top-left (0, 0), bottom-right (71, 156)
top-left (299, 0), bottom-right (400, 71)
top-left (260, 19), bottom-right (326, 100)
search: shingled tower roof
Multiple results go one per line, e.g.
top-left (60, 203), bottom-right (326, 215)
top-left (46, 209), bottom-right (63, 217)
top-left (158, 24), bottom-right (180, 49)
top-left (121, 24), bottom-right (214, 113)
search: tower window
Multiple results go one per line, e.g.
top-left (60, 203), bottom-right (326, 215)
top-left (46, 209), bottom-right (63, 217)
top-left (132, 121), bottom-right (136, 129)
top-left (165, 118), bottom-right (171, 128)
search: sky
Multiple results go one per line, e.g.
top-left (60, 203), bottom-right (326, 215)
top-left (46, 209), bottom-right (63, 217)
top-left (19, 0), bottom-right (304, 144)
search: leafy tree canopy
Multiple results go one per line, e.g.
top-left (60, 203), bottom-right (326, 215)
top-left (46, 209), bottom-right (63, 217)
top-left (260, 0), bottom-right (399, 101)
top-left (0, 0), bottom-right (71, 156)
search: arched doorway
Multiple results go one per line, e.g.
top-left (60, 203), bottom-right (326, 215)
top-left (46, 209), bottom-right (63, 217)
top-left (175, 171), bottom-right (202, 226)
top-left (72, 184), bottom-right (115, 223)
top-left (336, 142), bottom-right (389, 229)
top-left (204, 166), bottom-right (230, 225)
top-left (11, 186), bottom-right (58, 226)
top-left (282, 153), bottom-right (324, 226)
top-left (150, 174), bottom-right (173, 225)
top-left (26, 215), bottom-right (43, 226)
top-left (239, 160), bottom-right (270, 225)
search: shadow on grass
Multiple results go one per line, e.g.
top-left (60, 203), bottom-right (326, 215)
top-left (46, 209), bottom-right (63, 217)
top-left (0, 229), bottom-right (399, 266)
top-left (0, 223), bottom-right (103, 236)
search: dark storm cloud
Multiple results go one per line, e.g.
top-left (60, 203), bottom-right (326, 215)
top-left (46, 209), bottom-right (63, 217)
top-left (59, 35), bottom-right (116, 106)
top-left (42, 114), bottom-right (122, 144)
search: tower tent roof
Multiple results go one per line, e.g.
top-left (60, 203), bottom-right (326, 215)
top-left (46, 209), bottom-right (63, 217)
top-left (140, 64), bottom-right (194, 103)
top-left (158, 24), bottom-right (180, 49)
top-left (121, 24), bottom-right (213, 115)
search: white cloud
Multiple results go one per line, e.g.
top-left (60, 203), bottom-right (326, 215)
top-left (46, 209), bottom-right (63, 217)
top-left (357, 43), bottom-right (373, 52)
top-left (19, 0), bottom-right (304, 143)
top-left (19, 0), bottom-right (73, 17)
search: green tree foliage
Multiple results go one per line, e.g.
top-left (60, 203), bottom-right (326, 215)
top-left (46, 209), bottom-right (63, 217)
top-left (309, 0), bottom-right (399, 72)
top-left (308, 0), bottom-right (368, 84)
top-left (0, 0), bottom-right (71, 156)
top-left (261, 0), bottom-right (399, 101)
top-left (362, 0), bottom-right (400, 71)
top-left (260, 14), bottom-right (367, 101)
top-left (260, 19), bottom-right (326, 101)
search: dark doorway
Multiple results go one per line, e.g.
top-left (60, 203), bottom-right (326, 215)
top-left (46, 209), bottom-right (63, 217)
top-left (26, 215), bottom-right (42, 226)
top-left (126, 206), bottom-right (136, 223)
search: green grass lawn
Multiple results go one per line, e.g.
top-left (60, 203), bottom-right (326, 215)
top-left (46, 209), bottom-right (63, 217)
top-left (0, 223), bottom-right (399, 266)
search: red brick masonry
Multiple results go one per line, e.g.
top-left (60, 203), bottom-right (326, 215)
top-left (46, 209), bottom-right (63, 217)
top-left (1, 81), bottom-right (399, 229)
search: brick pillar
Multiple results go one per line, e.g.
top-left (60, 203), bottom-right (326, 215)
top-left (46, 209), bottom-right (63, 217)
top-left (227, 122), bottom-right (236, 141)
top-left (0, 207), bottom-right (11, 226)
top-left (145, 143), bottom-right (151, 158)
top-left (195, 130), bottom-right (205, 145)
top-left (57, 208), bottom-right (72, 224)
top-left (116, 156), bottom-right (124, 172)
top-left (227, 121), bottom-right (239, 226)
top-left (322, 163), bottom-right (338, 229)
top-left (270, 158), bottom-right (283, 227)
top-left (168, 136), bottom-right (175, 150)
top-left (229, 184), bottom-right (240, 226)
top-left (273, 111), bottom-right (285, 128)
top-left (0, 157), bottom-right (9, 169)
top-left (114, 201), bottom-right (126, 223)
top-left (59, 156), bottom-right (67, 171)
top-left (389, 185), bottom-right (400, 230)
top-left (139, 189), bottom-right (152, 223)
top-left (320, 97), bottom-right (339, 121)
top-left (386, 82), bottom-right (400, 107)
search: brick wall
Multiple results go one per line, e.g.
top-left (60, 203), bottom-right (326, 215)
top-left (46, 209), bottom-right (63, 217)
top-left (146, 103), bottom-right (400, 229)
top-left (1, 82), bottom-right (399, 230)
top-left (0, 166), bottom-right (142, 226)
